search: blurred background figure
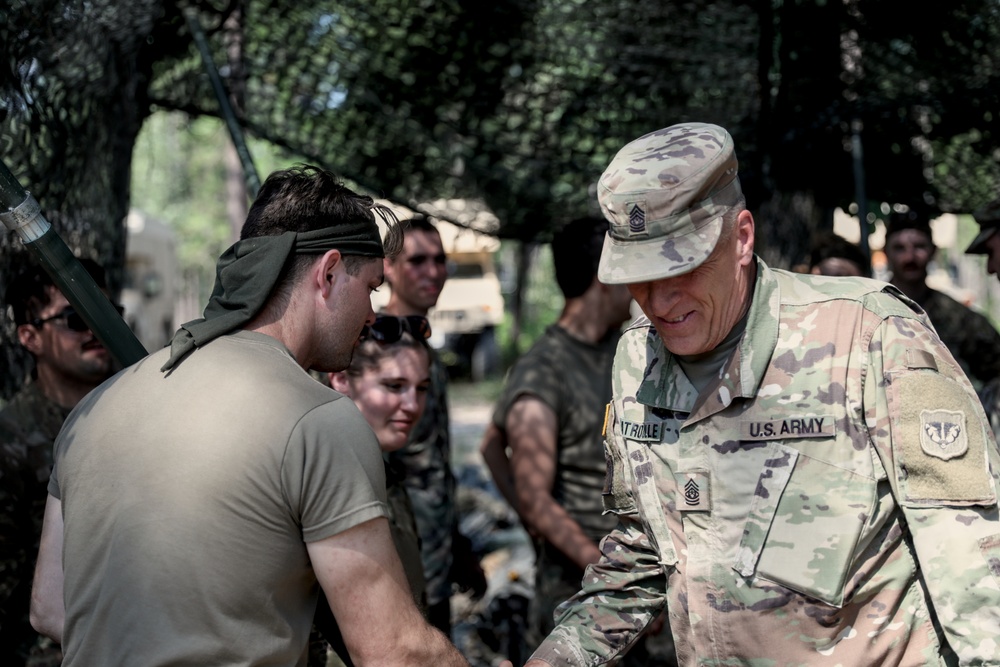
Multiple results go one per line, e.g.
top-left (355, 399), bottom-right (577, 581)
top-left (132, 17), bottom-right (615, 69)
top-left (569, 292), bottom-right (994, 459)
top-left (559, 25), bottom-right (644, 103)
top-left (966, 196), bottom-right (1000, 283)
top-left (966, 196), bottom-right (1000, 441)
top-left (807, 230), bottom-right (868, 277)
top-left (0, 256), bottom-right (117, 667)
top-left (884, 207), bottom-right (1000, 394)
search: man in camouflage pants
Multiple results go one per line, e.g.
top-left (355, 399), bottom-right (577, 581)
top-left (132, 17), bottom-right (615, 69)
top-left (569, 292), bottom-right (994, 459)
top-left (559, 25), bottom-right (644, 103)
top-left (525, 122), bottom-right (1000, 666)
top-left (0, 257), bottom-right (115, 666)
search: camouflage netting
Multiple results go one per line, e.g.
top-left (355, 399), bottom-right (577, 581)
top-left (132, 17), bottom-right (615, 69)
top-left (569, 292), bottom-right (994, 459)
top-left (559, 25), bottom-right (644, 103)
top-left (3, 0), bottom-right (1000, 397)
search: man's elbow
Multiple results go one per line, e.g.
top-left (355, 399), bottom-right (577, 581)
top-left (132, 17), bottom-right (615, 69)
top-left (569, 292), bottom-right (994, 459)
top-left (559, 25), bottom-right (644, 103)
top-left (30, 596), bottom-right (63, 643)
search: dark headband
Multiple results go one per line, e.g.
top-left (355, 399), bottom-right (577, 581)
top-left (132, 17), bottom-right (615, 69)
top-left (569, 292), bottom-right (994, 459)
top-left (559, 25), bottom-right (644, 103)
top-left (161, 222), bottom-right (383, 372)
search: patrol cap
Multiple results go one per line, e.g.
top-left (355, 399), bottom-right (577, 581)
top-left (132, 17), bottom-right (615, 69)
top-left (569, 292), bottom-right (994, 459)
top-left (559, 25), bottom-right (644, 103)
top-left (597, 122), bottom-right (742, 284)
top-left (885, 208), bottom-right (933, 241)
top-left (965, 197), bottom-right (1000, 255)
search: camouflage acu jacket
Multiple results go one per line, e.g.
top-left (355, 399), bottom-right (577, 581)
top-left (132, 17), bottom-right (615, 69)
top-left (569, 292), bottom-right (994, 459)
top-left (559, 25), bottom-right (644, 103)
top-left (0, 381), bottom-right (68, 665)
top-left (532, 259), bottom-right (1000, 666)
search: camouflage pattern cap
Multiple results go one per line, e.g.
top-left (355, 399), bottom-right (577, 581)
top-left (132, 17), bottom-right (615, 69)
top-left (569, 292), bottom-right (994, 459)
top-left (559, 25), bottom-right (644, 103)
top-left (966, 196), bottom-right (1000, 254)
top-left (597, 122), bottom-right (742, 284)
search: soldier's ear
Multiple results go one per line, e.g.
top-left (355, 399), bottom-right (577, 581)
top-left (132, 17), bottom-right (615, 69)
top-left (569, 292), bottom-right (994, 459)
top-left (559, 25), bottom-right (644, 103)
top-left (17, 323), bottom-right (44, 356)
top-left (316, 249), bottom-right (345, 298)
top-left (329, 371), bottom-right (353, 396)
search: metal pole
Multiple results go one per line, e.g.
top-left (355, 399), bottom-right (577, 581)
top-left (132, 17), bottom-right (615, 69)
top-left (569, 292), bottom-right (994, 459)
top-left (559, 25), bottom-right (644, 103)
top-left (851, 118), bottom-right (871, 277)
top-left (184, 8), bottom-right (261, 200)
top-left (0, 158), bottom-right (149, 367)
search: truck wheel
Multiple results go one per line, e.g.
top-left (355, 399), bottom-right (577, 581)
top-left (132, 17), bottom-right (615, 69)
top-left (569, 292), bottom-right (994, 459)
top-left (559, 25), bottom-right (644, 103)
top-left (471, 327), bottom-right (499, 382)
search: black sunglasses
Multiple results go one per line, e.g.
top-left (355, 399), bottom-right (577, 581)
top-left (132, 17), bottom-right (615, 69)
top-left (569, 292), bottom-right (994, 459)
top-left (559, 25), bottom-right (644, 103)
top-left (360, 315), bottom-right (431, 344)
top-left (30, 304), bottom-right (125, 333)
top-left (406, 253), bottom-right (447, 267)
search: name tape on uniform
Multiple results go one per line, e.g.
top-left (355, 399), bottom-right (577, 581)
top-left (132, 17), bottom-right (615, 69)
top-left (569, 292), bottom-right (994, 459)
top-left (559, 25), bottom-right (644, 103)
top-left (620, 420), bottom-right (663, 442)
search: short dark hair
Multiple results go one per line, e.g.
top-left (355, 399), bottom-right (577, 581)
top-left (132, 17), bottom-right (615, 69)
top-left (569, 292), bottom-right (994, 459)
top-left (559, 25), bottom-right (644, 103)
top-left (809, 231), bottom-right (867, 274)
top-left (240, 164), bottom-right (401, 298)
top-left (885, 208), bottom-right (934, 244)
top-left (399, 213), bottom-right (440, 237)
top-left (6, 255), bottom-right (107, 326)
top-left (551, 217), bottom-right (607, 299)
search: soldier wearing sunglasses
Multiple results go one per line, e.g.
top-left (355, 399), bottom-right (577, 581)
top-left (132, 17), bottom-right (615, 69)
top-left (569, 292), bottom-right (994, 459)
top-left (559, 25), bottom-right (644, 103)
top-left (1, 256), bottom-right (117, 667)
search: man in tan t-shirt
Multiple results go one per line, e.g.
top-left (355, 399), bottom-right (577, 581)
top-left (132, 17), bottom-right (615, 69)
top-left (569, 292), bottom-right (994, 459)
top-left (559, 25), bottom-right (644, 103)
top-left (31, 166), bottom-right (493, 667)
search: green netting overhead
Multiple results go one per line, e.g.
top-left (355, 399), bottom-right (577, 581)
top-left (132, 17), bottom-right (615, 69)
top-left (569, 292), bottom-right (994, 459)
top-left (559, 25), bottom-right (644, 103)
top-left (146, 0), bottom-right (761, 238)
top-left (3, 0), bottom-right (1000, 400)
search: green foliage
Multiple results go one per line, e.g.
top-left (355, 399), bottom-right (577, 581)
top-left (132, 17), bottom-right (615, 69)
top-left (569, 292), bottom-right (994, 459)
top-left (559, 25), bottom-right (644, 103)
top-left (130, 111), bottom-right (308, 306)
top-left (5, 0), bottom-right (1000, 399)
top-left (496, 241), bottom-right (562, 367)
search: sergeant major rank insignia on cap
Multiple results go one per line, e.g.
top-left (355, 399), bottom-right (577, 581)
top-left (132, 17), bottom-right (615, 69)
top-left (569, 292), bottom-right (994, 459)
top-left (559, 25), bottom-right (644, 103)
top-left (628, 203), bottom-right (647, 236)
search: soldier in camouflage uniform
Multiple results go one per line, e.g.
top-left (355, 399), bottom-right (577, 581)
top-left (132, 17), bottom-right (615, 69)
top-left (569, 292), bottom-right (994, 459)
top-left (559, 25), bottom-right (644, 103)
top-left (382, 215), bottom-right (486, 635)
top-left (482, 217), bottom-right (669, 664)
top-left (966, 197), bottom-right (1000, 443)
top-left (525, 122), bottom-right (1000, 666)
top-left (1, 257), bottom-right (115, 666)
top-left (883, 207), bottom-right (1000, 394)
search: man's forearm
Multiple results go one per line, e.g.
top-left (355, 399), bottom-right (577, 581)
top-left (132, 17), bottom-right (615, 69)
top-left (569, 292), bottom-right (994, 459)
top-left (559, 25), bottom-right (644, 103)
top-left (522, 494), bottom-right (602, 570)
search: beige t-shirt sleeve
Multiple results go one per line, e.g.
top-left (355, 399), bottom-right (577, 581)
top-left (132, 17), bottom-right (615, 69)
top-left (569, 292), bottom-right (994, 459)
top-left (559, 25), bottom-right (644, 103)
top-left (283, 397), bottom-right (388, 543)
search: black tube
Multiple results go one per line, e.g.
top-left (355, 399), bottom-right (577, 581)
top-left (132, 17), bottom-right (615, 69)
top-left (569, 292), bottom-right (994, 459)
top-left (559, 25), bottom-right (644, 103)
top-left (1, 157), bottom-right (148, 367)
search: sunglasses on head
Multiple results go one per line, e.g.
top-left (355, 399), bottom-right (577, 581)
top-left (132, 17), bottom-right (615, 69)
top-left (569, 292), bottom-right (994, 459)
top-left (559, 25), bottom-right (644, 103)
top-left (360, 315), bottom-right (431, 344)
top-left (30, 304), bottom-right (125, 333)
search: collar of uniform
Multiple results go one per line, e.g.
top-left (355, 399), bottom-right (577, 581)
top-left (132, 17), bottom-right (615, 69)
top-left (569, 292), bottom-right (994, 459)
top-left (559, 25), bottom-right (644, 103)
top-left (635, 256), bottom-right (780, 424)
top-left (630, 324), bottom-right (700, 412)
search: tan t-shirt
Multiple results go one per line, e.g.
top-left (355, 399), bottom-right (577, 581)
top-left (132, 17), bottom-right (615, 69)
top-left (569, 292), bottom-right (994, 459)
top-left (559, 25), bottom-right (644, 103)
top-left (50, 331), bottom-right (387, 666)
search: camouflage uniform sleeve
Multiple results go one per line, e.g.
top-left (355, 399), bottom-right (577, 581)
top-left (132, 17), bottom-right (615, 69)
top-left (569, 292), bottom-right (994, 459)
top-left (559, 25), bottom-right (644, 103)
top-left (529, 514), bottom-right (667, 666)
top-left (865, 310), bottom-right (1000, 663)
top-left (529, 406), bottom-right (667, 666)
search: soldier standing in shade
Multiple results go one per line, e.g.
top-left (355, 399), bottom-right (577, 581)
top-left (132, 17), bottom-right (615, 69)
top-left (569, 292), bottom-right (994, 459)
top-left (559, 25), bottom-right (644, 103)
top-left (965, 196), bottom-right (1000, 281)
top-left (0, 257), bottom-right (116, 666)
top-left (883, 207), bottom-right (1000, 393)
top-left (381, 215), bottom-right (486, 636)
top-left (806, 230), bottom-right (867, 277)
top-left (966, 196), bottom-right (1000, 443)
top-left (524, 123), bottom-right (1000, 666)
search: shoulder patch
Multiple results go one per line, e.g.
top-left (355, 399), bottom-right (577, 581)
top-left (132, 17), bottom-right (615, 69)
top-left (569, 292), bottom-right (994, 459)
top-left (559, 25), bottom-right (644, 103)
top-left (888, 370), bottom-right (994, 505)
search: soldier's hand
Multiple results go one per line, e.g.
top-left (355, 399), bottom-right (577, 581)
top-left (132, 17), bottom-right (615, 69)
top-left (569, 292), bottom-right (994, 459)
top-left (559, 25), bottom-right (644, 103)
top-left (645, 609), bottom-right (668, 636)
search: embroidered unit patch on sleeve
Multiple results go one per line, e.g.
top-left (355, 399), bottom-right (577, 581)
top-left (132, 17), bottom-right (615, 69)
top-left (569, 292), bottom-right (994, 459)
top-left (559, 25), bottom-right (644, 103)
top-left (889, 370), bottom-right (994, 505)
top-left (919, 409), bottom-right (968, 460)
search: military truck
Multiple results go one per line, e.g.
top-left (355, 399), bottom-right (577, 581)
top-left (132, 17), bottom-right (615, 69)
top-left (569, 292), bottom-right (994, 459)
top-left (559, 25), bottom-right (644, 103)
top-left (429, 220), bottom-right (504, 380)
top-left (122, 210), bottom-right (178, 353)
